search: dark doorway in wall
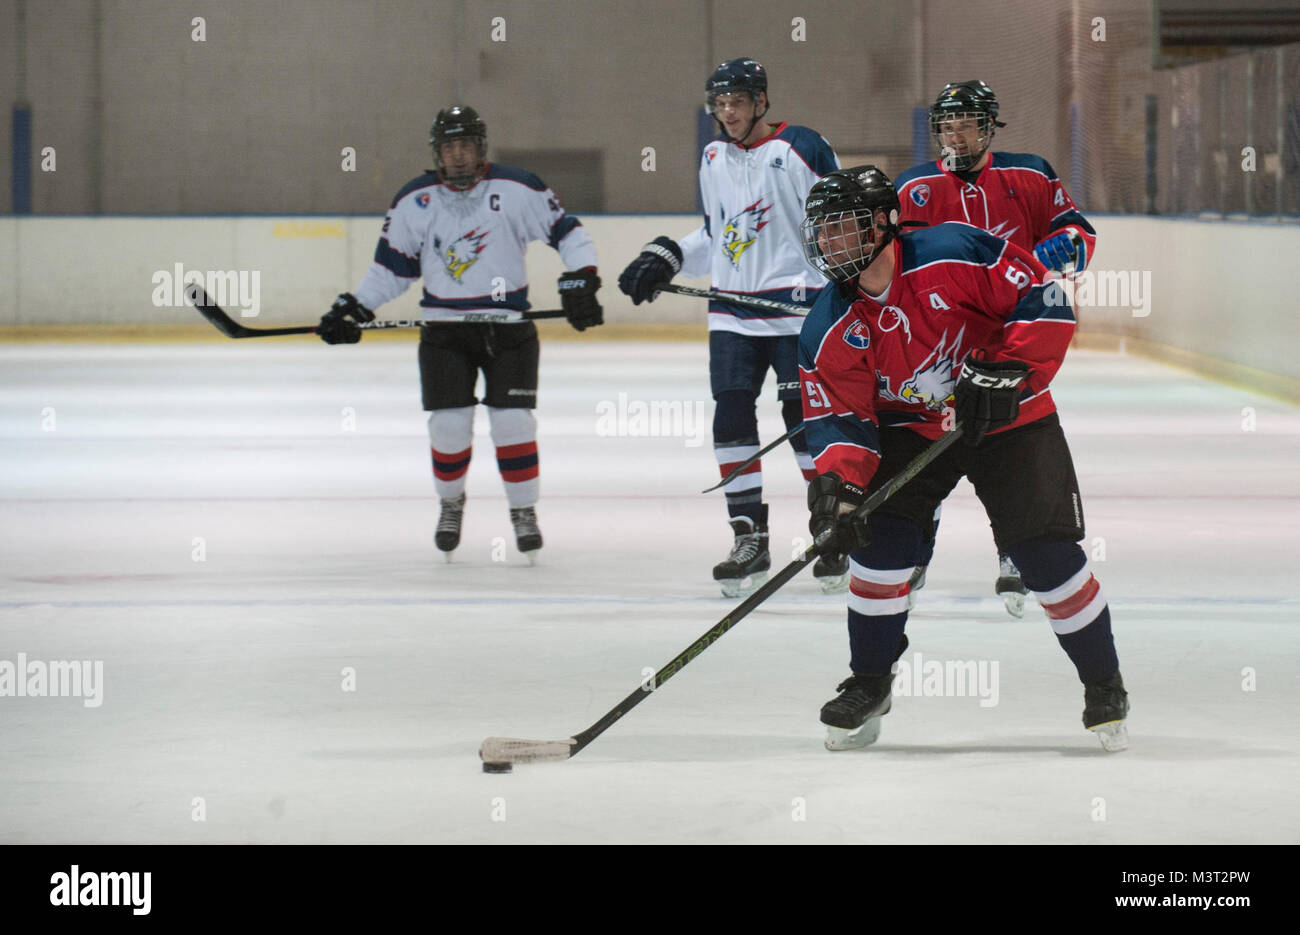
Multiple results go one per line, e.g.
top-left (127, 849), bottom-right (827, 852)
top-left (494, 150), bottom-right (605, 213)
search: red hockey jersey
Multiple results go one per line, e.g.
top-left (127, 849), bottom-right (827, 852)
top-left (798, 222), bottom-right (1074, 489)
top-left (894, 152), bottom-right (1096, 273)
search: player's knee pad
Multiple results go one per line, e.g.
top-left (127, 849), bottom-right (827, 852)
top-left (713, 389), bottom-right (758, 444)
top-left (486, 406), bottom-right (536, 447)
top-left (858, 512), bottom-right (925, 569)
top-left (1004, 537), bottom-right (1087, 593)
top-left (428, 406), bottom-right (475, 451)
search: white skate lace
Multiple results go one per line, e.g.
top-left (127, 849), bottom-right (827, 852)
top-left (510, 507), bottom-right (539, 536)
top-left (727, 533), bottom-right (762, 564)
top-left (437, 497), bottom-right (464, 534)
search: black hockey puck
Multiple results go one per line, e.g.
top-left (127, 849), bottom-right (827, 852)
top-left (482, 761), bottom-right (513, 773)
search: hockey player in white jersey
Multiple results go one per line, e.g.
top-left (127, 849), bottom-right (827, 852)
top-left (318, 106), bottom-right (602, 562)
top-left (618, 58), bottom-right (843, 597)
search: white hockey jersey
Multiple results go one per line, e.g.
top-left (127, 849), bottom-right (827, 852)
top-left (354, 164), bottom-right (598, 322)
top-left (678, 122), bottom-right (840, 336)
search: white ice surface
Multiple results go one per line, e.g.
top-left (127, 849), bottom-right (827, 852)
top-left (1, 341), bottom-right (1297, 843)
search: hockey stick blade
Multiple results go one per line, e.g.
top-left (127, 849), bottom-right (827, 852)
top-left (189, 286), bottom-right (244, 336)
top-left (188, 286), bottom-right (316, 337)
top-left (189, 285), bottom-right (569, 338)
top-left (655, 283), bottom-right (809, 316)
top-left (479, 737), bottom-right (575, 764)
top-left (702, 423), bottom-right (805, 493)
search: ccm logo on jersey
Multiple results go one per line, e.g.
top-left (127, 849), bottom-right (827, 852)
top-left (959, 361), bottom-right (1027, 390)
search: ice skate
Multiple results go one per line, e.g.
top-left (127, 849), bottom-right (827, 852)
top-left (906, 565), bottom-right (926, 610)
top-left (712, 508), bottom-right (770, 599)
top-left (820, 671), bottom-right (896, 750)
top-left (434, 493), bottom-right (465, 560)
top-left (812, 551), bottom-right (849, 594)
top-left (1083, 671), bottom-right (1129, 752)
top-left (510, 505), bottom-right (543, 564)
top-left (995, 554), bottom-right (1028, 618)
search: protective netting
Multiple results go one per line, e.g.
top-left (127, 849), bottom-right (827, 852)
top-left (902, 2), bottom-right (1299, 217)
top-left (905, 0), bottom-right (1153, 215)
top-left (1157, 44), bottom-right (1300, 216)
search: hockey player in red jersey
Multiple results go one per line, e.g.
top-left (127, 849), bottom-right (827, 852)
top-left (797, 166), bottom-right (1127, 752)
top-left (317, 106), bottom-right (602, 563)
top-left (894, 80), bottom-right (1098, 617)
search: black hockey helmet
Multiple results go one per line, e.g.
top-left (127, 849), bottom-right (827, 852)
top-left (705, 58), bottom-right (768, 107)
top-left (705, 58), bottom-right (769, 141)
top-left (800, 166), bottom-right (901, 282)
top-left (430, 105), bottom-right (488, 188)
top-left (929, 80), bottom-right (1005, 172)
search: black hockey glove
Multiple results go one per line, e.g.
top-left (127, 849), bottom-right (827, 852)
top-left (317, 293), bottom-right (375, 345)
top-left (808, 473), bottom-right (871, 555)
top-left (953, 350), bottom-right (1032, 446)
top-left (558, 268), bottom-right (603, 332)
top-left (618, 236), bottom-right (682, 305)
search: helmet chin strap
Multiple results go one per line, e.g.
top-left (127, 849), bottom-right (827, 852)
top-left (967, 130), bottom-right (994, 169)
top-left (859, 209), bottom-right (901, 277)
top-left (943, 126), bottom-right (994, 173)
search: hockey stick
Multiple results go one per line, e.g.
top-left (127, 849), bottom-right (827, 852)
top-left (187, 285), bottom-right (567, 338)
top-left (654, 283), bottom-right (810, 316)
top-left (701, 423), bottom-right (805, 493)
top-left (479, 423), bottom-right (965, 768)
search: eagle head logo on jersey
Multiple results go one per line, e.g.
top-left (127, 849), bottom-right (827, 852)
top-left (897, 327), bottom-right (967, 412)
top-left (444, 228), bottom-right (489, 281)
top-left (910, 184), bottom-right (930, 207)
top-left (721, 199), bottom-right (772, 268)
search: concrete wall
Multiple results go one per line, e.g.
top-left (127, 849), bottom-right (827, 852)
top-left (1, 0), bottom-right (1149, 215)
top-left (2, 213), bottom-right (1299, 393)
